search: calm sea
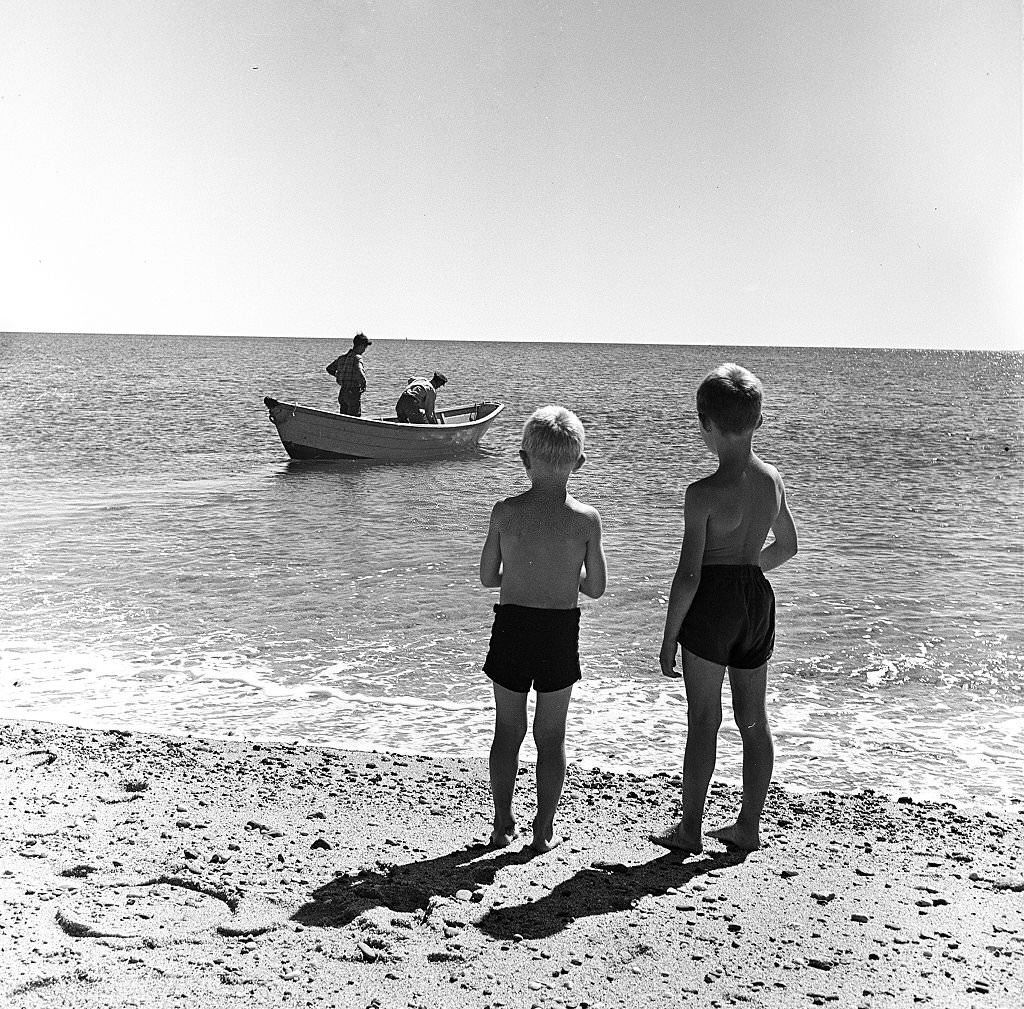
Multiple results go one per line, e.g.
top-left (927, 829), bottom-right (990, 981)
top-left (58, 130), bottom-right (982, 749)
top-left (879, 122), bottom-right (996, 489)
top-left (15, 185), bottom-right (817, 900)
top-left (1, 333), bottom-right (1021, 810)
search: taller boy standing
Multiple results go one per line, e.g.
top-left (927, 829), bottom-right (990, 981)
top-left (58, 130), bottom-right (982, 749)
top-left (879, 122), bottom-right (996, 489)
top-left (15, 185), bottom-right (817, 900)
top-left (656, 364), bottom-right (797, 854)
top-left (480, 406), bottom-right (607, 853)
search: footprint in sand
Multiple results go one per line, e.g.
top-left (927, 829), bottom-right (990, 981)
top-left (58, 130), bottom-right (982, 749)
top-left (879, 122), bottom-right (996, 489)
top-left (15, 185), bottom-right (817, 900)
top-left (55, 876), bottom-right (288, 940)
top-left (4, 749), bottom-right (59, 771)
top-left (56, 879), bottom-right (228, 940)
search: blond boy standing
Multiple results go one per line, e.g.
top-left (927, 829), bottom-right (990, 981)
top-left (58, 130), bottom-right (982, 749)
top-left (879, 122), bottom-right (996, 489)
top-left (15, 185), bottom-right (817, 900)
top-left (480, 406), bottom-right (607, 853)
top-left (656, 364), bottom-right (798, 854)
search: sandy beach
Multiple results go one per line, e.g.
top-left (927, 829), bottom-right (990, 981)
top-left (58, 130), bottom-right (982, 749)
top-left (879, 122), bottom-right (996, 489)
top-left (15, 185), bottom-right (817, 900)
top-left (1, 718), bottom-right (1021, 1008)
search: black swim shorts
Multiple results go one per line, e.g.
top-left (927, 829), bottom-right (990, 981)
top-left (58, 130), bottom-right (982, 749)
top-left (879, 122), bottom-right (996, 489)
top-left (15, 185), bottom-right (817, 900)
top-left (680, 565), bottom-right (775, 670)
top-left (483, 604), bottom-right (582, 694)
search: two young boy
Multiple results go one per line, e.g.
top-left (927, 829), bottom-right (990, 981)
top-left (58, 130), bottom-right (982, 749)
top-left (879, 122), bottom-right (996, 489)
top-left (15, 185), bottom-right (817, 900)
top-left (479, 364), bottom-right (797, 855)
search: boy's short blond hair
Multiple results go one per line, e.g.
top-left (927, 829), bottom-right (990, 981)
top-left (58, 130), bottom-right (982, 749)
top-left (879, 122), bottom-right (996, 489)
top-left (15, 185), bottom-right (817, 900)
top-left (522, 405), bottom-right (585, 468)
top-left (696, 363), bottom-right (763, 434)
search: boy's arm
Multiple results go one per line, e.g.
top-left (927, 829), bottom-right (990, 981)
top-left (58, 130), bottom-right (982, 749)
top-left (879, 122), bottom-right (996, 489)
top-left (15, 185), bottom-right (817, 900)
top-left (659, 485), bottom-right (708, 678)
top-left (578, 511), bottom-right (607, 599)
top-left (479, 505), bottom-right (502, 588)
top-left (759, 482), bottom-right (798, 572)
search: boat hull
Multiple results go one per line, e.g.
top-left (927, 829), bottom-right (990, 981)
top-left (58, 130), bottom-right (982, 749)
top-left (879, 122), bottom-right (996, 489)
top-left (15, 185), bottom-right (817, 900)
top-left (264, 398), bottom-right (505, 461)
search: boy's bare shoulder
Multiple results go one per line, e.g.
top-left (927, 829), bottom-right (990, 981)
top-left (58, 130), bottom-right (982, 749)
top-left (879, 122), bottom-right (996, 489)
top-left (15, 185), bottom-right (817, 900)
top-left (490, 492), bottom-right (545, 530)
top-left (686, 473), bottom-right (722, 501)
top-left (753, 456), bottom-right (786, 491)
top-left (693, 455), bottom-right (784, 485)
top-left (688, 457), bottom-right (785, 502)
top-left (491, 491), bottom-right (530, 520)
top-left (565, 493), bottom-right (602, 525)
top-left (492, 491), bottom-right (601, 533)
top-left (752, 453), bottom-right (783, 477)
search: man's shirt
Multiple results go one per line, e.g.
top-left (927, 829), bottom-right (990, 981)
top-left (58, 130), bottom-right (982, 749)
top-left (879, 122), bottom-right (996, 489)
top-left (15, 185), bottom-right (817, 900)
top-left (404, 377), bottom-right (436, 413)
top-left (335, 350), bottom-right (366, 392)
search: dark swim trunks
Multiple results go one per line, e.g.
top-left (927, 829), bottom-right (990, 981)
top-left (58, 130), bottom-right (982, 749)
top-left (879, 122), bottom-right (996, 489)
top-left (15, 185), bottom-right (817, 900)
top-left (483, 604), bottom-right (582, 694)
top-left (680, 565), bottom-right (775, 669)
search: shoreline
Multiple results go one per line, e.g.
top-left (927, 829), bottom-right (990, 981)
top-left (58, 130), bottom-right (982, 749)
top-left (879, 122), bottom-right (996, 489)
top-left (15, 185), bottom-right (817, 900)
top-left (3, 709), bottom-right (1016, 818)
top-left (2, 717), bottom-right (1022, 1007)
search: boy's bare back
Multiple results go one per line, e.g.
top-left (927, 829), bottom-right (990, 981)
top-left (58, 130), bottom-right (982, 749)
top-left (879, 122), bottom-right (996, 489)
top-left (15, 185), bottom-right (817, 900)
top-left (483, 488), bottom-right (603, 609)
top-left (689, 453), bottom-right (788, 566)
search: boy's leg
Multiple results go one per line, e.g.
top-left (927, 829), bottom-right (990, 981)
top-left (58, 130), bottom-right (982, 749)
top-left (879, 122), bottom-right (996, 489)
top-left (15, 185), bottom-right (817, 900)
top-left (709, 662), bottom-right (773, 851)
top-left (530, 684), bottom-right (574, 853)
top-left (652, 649), bottom-right (725, 853)
top-left (489, 684), bottom-right (528, 847)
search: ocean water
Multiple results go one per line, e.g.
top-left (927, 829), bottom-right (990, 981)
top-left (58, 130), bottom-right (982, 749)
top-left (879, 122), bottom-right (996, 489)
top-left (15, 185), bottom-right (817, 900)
top-left (1, 333), bottom-right (1021, 810)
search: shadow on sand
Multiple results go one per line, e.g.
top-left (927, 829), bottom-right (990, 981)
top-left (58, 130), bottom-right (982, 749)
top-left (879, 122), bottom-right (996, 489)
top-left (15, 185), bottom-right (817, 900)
top-left (291, 838), bottom-right (749, 941)
top-left (290, 842), bottom-right (541, 928)
top-left (477, 849), bottom-right (749, 940)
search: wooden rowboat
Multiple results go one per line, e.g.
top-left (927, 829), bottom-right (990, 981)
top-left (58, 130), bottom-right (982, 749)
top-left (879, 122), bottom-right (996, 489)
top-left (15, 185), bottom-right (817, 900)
top-left (263, 397), bottom-right (505, 461)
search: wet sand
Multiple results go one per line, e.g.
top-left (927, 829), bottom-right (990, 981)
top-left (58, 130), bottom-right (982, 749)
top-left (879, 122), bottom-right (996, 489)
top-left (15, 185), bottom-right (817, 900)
top-left (1, 718), bottom-right (1021, 1007)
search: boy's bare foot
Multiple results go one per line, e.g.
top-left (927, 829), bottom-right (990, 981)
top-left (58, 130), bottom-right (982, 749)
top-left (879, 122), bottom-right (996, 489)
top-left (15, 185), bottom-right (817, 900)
top-left (649, 824), bottom-right (702, 855)
top-left (708, 823), bottom-right (760, 851)
top-left (488, 826), bottom-right (519, 848)
top-left (528, 833), bottom-right (563, 854)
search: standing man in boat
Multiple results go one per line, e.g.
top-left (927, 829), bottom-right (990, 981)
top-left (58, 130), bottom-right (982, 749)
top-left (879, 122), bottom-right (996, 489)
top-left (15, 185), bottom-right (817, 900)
top-left (396, 371), bottom-right (448, 423)
top-left (326, 333), bottom-right (372, 416)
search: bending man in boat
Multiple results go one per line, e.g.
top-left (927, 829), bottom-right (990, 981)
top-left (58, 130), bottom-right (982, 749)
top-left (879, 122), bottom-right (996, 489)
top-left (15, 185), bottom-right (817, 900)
top-left (396, 371), bottom-right (448, 423)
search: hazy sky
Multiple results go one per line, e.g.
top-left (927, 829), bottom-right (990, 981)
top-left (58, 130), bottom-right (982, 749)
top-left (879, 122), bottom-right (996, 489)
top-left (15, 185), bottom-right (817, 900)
top-left (2, 1), bottom-right (1020, 349)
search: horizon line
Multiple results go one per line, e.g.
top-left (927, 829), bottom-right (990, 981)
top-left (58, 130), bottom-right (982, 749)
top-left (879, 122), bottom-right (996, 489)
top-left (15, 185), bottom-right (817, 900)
top-left (1, 330), bottom-right (1019, 354)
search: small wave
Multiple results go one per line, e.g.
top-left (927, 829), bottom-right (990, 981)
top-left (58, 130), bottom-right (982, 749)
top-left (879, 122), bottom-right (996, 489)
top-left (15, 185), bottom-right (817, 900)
top-left (2, 640), bottom-right (1021, 811)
